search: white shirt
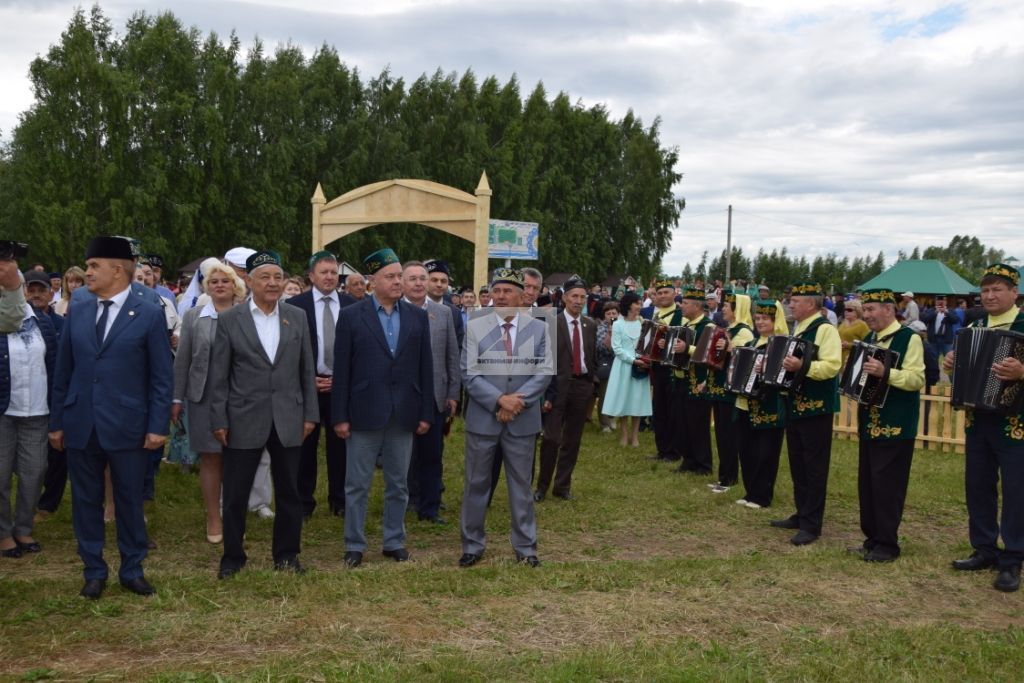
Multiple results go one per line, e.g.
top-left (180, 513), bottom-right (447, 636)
top-left (563, 309), bottom-right (588, 373)
top-left (95, 285), bottom-right (132, 342)
top-left (249, 298), bottom-right (281, 362)
top-left (6, 305), bottom-right (48, 417)
top-left (314, 289), bottom-right (340, 375)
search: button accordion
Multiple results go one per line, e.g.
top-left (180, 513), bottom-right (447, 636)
top-left (661, 325), bottom-right (695, 369)
top-left (725, 345), bottom-right (764, 398)
top-left (951, 327), bottom-right (1024, 413)
top-left (761, 335), bottom-right (816, 391)
top-left (691, 325), bottom-right (730, 369)
top-left (839, 341), bottom-right (899, 407)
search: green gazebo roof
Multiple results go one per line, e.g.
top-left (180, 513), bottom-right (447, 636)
top-left (857, 259), bottom-right (979, 295)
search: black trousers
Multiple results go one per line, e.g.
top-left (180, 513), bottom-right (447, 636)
top-left (650, 367), bottom-right (679, 459)
top-left (408, 407), bottom-right (446, 518)
top-left (36, 445), bottom-right (68, 513)
top-left (221, 425), bottom-right (302, 571)
top-left (737, 412), bottom-right (784, 508)
top-left (673, 389), bottom-right (712, 473)
top-left (965, 412), bottom-right (1024, 569)
top-left (858, 439), bottom-right (914, 557)
top-left (713, 401), bottom-right (739, 485)
top-left (297, 388), bottom-right (347, 517)
top-left (537, 378), bottom-right (593, 496)
top-left (784, 413), bottom-right (834, 535)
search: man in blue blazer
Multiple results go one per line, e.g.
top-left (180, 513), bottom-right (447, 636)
top-left (49, 236), bottom-right (173, 599)
top-left (332, 248), bottom-right (433, 568)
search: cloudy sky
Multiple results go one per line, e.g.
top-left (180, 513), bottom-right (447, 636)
top-left (1, 0), bottom-right (1021, 274)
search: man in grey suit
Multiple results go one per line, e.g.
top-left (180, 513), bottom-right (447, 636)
top-left (209, 250), bottom-right (319, 579)
top-left (402, 261), bottom-right (460, 524)
top-left (459, 268), bottom-right (553, 568)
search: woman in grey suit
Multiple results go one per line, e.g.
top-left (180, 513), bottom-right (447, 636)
top-left (171, 259), bottom-right (246, 543)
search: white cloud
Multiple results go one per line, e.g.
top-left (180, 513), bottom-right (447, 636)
top-left (1, 0), bottom-right (1021, 270)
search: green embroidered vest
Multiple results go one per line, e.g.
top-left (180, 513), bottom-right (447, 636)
top-left (746, 338), bottom-right (787, 430)
top-left (963, 311), bottom-right (1024, 444)
top-left (789, 315), bottom-right (840, 420)
top-left (706, 323), bottom-right (752, 404)
top-left (857, 326), bottom-right (919, 441)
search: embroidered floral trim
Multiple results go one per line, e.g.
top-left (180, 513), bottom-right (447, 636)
top-left (793, 396), bottom-right (824, 413)
top-left (865, 406), bottom-right (902, 438)
top-left (1005, 416), bottom-right (1024, 441)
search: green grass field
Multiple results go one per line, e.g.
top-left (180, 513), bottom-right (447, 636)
top-left (2, 421), bottom-right (1023, 681)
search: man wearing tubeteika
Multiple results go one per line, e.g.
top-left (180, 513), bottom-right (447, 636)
top-left (947, 263), bottom-right (1024, 592)
top-left (849, 288), bottom-right (924, 563)
top-left (643, 280), bottom-right (682, 462)
top-left (673, 286), bottom-right (714, 475)
top-left (769, 281), bottom-right (841, 546)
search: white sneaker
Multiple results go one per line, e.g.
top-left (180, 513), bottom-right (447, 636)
top-left (744, 501), bottom-right (763, 509)
top-left (735, 499), bottom-right (748, 506)
top-left (710, 484), bottom-right (729, 494)
top-left (254, 505), bottom-right (275, 519)
top-left (706, 483), bottom-right (719, 489)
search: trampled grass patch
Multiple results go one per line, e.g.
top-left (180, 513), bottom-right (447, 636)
top-left (2, 421), bottom-right (1023, 680)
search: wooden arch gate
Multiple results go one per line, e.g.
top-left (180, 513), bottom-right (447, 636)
top-left (311, 172), bottom-right (492, 292)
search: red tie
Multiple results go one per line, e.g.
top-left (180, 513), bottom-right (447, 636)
top-left (572, 319), bottom-right (582, 375)
top-left (502, 322), bottom-right (513, 356)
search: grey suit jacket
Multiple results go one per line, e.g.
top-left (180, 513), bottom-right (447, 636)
top-left (461, 312), bottom-right (552, 437)
top-left (173, 306), bottom-right (218, 404)
top-left (424, 299), bottom-right (461, 413)
top-left (208, 300), bottom-right (319, 449)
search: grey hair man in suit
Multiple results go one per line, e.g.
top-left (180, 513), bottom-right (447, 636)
top-left (402, 261), bottom-right (461, 524)
top-left (459, 268), bottom-right (553, 568)
top-left (209, 250), bottom-right (319, 579)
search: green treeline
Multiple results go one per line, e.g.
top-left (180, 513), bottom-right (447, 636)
top-left (0, 6), bottom-right (684, 283)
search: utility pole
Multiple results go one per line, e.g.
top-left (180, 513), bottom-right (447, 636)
top-left (725, 204), bottom-right (732, 283)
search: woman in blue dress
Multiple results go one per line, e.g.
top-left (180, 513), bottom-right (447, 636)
top-left (602, 292), bottom-right (653, 447)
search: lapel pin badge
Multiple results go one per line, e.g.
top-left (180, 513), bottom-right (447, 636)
top-left (128, 311), bottom-right (136, 317)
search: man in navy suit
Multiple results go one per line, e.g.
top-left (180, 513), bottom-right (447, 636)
top-left (289, 251), bottom-right (351, 519)
top-left (49, 236), bottom-right (172, 599)
top-left (332, 248), bottom-right (433, 568)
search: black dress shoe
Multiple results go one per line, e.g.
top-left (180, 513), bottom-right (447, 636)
top-left (218, 565), bottom-right (242, 580)
top-left (458, 552), bottom-right (483, 567)
top-left (952, 552), bottom-right (997, 571)
top-left (1, 546), bottom-right (23, 558)
top-left (790, 530), bottom-right (819, 546)
top-left (552, 491), bottom-right (573, 501)
top-left (383, 548), bottom-right (410, 562)
top-left (79, 578), bottom-right (106, 599)
top-left (120, 576), bottom-right (156, 596)
top-left (533, 490), bottom-right (545, 502)
top-left (344, 551), bottom-right (363, 568)
top-left (515, 553), bottom-right (541, 568)
top-left (15, 539), bottom-right (42, 553)
top-left (770, 517), bottom-right (800, 530)
top-left (274, 558), bottom-right (306, 574)
top-left (994, 566), bottom-right (1021, 592)
top-left (864, 549), bottom-right (897, 563)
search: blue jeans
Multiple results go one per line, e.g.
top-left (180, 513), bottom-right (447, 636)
top-left (344, 416), bottom-right (414, 552)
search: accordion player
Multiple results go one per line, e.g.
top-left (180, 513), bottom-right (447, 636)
top-left (946, 263), bottom-right (1024, 592)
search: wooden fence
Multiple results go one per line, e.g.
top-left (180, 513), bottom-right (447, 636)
top-left (833, 385), bottom-right (965, 453)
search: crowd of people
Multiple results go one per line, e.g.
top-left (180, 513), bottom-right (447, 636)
top-left (1, 237), bottom-right (1022, 600)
